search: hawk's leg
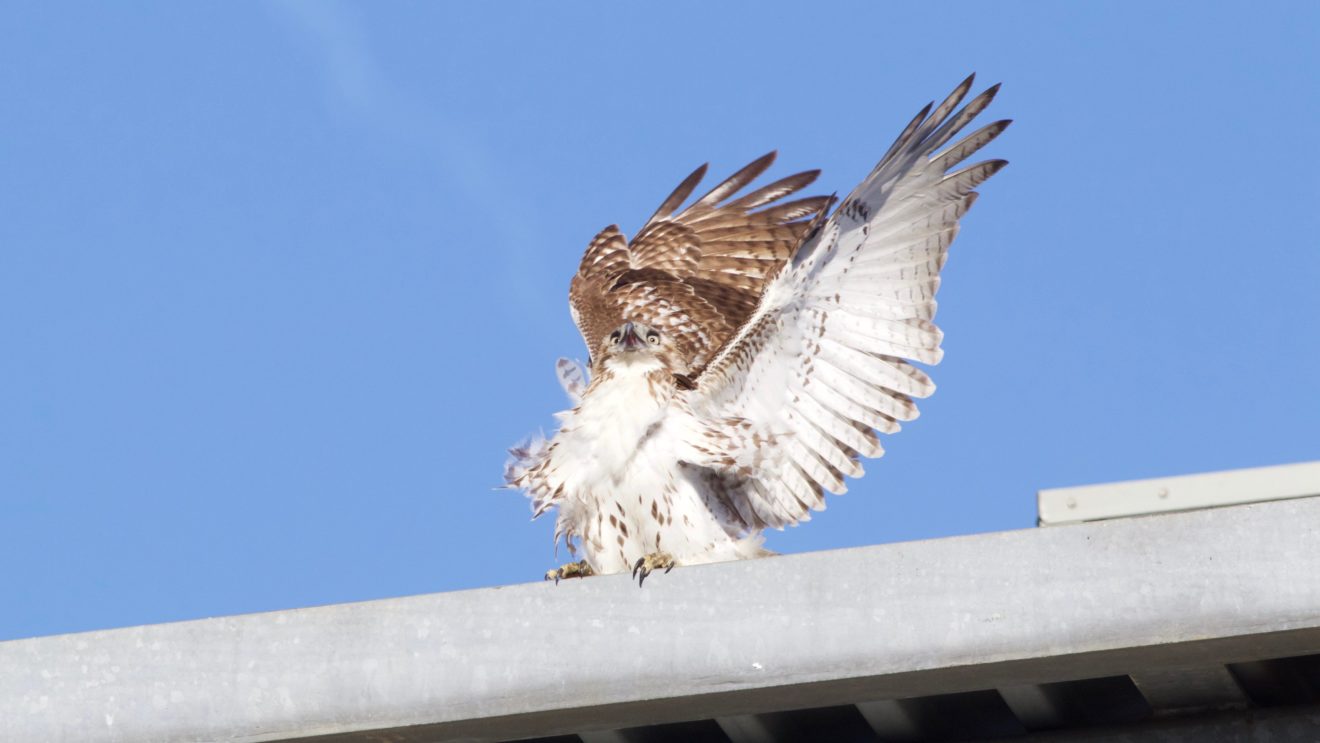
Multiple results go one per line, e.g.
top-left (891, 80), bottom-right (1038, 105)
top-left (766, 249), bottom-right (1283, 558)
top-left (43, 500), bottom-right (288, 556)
top-left (545, 560), bottom-right (595, 585)
top-left (632, 552), bottom-right (676, 587)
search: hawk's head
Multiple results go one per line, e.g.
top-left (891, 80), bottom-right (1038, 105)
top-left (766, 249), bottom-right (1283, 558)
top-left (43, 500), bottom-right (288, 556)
top-left (599, 321), bottom-right (687, 375)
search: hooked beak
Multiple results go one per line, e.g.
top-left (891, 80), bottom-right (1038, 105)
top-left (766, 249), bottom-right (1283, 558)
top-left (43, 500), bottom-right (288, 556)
top-left (619, 322), bottom-right (644, 351)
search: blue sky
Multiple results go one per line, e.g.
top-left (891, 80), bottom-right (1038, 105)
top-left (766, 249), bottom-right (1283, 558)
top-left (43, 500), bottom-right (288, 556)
top-left (2, 2), bottom-right (1317, 641)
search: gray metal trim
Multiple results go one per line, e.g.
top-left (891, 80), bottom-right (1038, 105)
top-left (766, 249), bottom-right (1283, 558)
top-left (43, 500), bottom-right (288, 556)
top-left (1037, 460), bottom-right (1320, 525)
top-left (4, 497), bottom-right (1320, 742)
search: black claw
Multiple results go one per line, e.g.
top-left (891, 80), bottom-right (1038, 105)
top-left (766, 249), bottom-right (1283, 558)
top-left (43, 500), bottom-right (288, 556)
top-left (665, 563), bottom-right (675, 574)
top-left (554, 573), bottom-right (561, 585)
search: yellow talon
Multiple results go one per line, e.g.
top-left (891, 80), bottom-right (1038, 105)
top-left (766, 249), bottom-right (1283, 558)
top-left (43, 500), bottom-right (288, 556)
top-left (632, 552), bottom-right (676, 586)
top-left (545, 560), bottom-right (595, 584)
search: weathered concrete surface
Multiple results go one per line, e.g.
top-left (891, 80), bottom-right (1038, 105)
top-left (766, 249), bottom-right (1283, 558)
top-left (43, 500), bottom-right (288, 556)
top-left (3, 497), bottom-right (1320, 742)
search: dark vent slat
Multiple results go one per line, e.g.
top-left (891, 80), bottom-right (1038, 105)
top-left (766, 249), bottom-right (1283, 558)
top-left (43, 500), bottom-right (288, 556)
top-left (1130, 665), bottom-right (1249, 714)
top-left (1229, 657), bottom-right (1320, 707)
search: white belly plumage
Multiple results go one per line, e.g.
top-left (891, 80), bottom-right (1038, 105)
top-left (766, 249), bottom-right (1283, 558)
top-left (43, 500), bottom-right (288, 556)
top-left (537, 359), bottom-right (762, 574)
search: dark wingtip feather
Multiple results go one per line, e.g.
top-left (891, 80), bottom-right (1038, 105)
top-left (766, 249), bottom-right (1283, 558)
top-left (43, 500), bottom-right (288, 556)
top-left (946, 75), bottom-right (976, 108)
top-left (724, 168), bottom-right (823, 212)
top-left (875, 101), bottom-right (935, 169)
top-left (647, 162), bottom-right (709, 223)
top-left (693, 151), bottom-right (779, 208)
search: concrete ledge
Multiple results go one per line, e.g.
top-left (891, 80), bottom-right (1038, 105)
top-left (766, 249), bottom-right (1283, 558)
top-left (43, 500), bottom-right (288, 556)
top-left (4, 497), bottom-right (1320, 742)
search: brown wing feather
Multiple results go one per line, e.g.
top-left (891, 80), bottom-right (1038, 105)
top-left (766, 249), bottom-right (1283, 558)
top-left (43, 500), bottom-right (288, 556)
top-left (569, 152), bottom-right (828, 374)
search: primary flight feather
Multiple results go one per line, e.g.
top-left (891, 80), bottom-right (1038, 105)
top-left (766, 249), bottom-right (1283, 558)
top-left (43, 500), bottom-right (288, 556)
top-left (506, 76), bottom-right (1009, 584)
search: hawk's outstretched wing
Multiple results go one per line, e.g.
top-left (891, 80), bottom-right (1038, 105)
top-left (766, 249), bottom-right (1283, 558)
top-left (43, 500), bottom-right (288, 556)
top-left (688, 75), bottom-right (1009, 529)
top-left (569, 153), bottom-right (832, 373)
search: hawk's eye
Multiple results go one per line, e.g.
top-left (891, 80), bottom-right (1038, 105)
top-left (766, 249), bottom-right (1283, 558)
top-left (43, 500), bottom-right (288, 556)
top-left (609, 331), bottom-right (621, 344)
top-left (646, 331), bottom-right (660, 345)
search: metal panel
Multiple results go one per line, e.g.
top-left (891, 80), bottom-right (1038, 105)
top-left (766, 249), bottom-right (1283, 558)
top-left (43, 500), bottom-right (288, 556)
top-left (1020, 703), bottom-right (1320, 742)
top-left (714, 715), bottom-right (787, 743)
top-left (4, 497), bottom-right (1320, 742)
top-left (1130, 666), bottom-right (1248, 713)
top-left (1037, 460), bottom-right (1320, 525)
top-left (855, 699), bottom-right (924, 741)
top-left (886, 690), bottom-right (1023, 739)
top-left (999, 675), bottom-right (1150, 730)
top-left (753, 706), bottom-right (876, 742)
top-left (998, 684), bottom-right (1070, 729)
top-left (1229, 656), bottom-right (1320, 706)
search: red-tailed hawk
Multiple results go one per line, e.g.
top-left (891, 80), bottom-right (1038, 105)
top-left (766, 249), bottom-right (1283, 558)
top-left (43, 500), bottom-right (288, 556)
top-left (507, 76), bottom-right (1009, 584)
